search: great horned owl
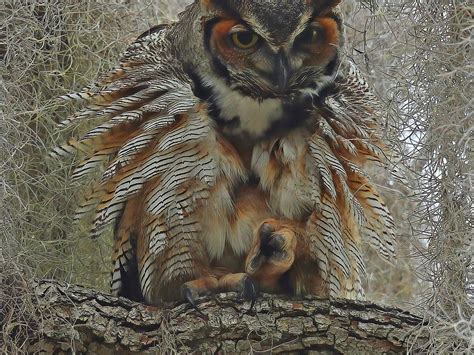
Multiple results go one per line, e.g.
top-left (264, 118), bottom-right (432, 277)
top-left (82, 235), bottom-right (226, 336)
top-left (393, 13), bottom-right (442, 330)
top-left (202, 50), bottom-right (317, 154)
top-left (54, 0), bottom-right (397, 306)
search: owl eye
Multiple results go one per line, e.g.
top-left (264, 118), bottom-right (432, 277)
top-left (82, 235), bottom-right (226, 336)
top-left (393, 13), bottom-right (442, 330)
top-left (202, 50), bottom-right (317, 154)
top-left (230, 30), bottom-right (259, 50)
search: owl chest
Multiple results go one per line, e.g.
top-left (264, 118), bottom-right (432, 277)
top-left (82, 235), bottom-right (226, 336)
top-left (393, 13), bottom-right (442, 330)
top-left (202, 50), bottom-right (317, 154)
top-left (223, 121), bottom-right (317, 214)
top-left (246, 131), bottom-right (318, 220)
top-left (201, 128), bottom-right (318, 262)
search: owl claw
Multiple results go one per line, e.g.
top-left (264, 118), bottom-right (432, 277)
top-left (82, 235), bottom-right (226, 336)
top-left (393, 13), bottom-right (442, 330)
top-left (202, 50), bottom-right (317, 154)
top-left (241, 276), bottom-right (258, 311)
top-left (241, 275), bottom-right (258, 301)
top-left (181, 285), bottom-right (208, 320)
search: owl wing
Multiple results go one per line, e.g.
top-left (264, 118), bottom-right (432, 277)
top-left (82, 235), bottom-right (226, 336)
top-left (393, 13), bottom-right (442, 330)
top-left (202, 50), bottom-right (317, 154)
top-left (52, 25), bottom-right (243, 301)
top-left (305, 61), bottom-right (400, 298)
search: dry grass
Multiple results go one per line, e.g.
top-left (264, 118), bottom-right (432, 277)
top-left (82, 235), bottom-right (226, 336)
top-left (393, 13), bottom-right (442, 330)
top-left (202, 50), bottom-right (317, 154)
top-left (343, 1), bottom-right (473, 352)
top-left (1, 0), bottom-right (471, 353)
top-left (0, 1), bottom-right (185, 352)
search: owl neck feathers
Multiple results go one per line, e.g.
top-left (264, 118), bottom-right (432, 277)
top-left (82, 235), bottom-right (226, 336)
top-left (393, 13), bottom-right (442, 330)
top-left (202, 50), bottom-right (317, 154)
top-left (186, 65), bottom-right (337, 141)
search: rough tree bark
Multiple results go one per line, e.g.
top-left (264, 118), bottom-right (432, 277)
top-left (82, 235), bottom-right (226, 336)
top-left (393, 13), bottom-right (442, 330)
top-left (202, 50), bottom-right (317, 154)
top-left (28, 279), bottom-right (427, 354)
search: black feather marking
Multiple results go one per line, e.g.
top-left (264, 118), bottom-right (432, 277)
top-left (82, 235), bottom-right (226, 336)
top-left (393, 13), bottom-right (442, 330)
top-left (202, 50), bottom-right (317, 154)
top-left (115, 233), bottom-right (143, 302)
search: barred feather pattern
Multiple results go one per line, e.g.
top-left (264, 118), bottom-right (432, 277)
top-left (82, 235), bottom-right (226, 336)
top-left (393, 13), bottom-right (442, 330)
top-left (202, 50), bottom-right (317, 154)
top-left (54, 25), bottom-right (247, 302)
top-left (54, 16), bottom-right (398, 301)
top-left (251, 62), bottom-right (396, 299)
top-left (315, 64), bottom-right (396, 297)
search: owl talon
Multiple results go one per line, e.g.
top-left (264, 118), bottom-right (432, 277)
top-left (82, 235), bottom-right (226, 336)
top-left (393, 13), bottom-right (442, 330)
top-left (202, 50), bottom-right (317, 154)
top-left (181, 285), bottom-right (208, 319)
top-left (218, 272), bottom-right (258, 306)
top-left (241, 276), bottom-right (258, 311)
top-left (241, 275), bottom-right (258, 301)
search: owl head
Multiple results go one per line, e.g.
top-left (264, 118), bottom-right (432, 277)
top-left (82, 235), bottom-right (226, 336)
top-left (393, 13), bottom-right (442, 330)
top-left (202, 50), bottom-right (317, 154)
top-left (185, 0), bottom-right (344, 101)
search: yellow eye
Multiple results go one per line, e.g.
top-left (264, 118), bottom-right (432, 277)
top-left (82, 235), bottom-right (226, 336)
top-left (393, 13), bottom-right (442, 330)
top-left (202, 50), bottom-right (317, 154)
top-left (230, 31), bottom-right (259, 49)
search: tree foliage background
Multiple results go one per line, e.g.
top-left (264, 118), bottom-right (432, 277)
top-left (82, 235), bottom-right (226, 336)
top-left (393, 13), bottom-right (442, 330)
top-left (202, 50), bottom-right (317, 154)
top-left (1, 0), bottom-right (472, 353)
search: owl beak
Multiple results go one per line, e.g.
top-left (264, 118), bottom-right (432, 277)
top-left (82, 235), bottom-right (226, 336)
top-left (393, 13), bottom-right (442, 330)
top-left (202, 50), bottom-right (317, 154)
top-left (273, 52), bottom-right (291, 93)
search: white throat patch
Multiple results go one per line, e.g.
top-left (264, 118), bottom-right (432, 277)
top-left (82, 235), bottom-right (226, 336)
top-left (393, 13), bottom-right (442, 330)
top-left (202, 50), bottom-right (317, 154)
top-left (202, 75), bottom-right (284, 138)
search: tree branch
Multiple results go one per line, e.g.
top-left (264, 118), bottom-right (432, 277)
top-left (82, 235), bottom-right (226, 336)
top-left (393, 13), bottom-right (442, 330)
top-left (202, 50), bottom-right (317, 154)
top-left (29, 279), bottom-right (427, 353)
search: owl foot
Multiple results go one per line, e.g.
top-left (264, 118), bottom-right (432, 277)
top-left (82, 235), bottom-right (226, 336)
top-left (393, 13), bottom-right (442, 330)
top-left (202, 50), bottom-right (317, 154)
top-left (245, 219), bottom-right (297, 293)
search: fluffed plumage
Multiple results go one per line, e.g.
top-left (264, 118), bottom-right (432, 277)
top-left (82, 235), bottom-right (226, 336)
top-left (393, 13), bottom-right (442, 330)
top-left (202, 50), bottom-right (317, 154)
top-left (53, 0), bottom-right (399, 304)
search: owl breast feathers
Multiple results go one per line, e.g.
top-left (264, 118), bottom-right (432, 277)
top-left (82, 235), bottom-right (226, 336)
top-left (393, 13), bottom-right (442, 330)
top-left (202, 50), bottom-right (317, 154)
top-left (53, 0), bottom-right (399, 305)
